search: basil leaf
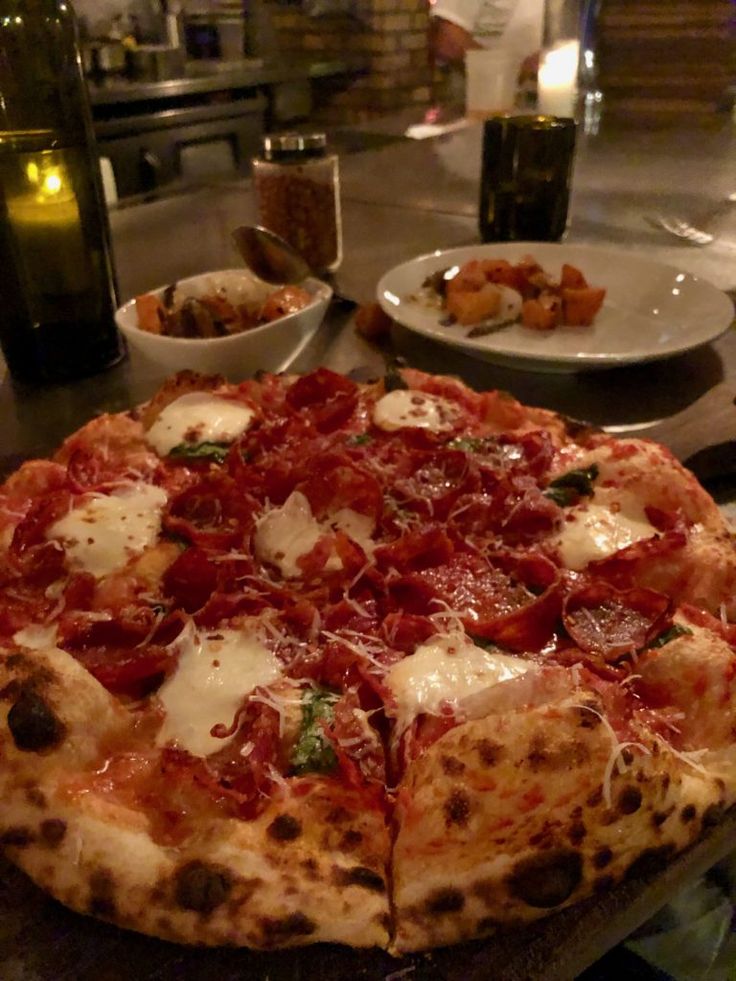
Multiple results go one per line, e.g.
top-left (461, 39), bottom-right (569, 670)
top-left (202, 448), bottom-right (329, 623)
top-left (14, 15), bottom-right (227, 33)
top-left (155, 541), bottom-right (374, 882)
top-left (168, 441), bottom-right (230, 464)
top-left (648, 624), bottom-right (693, 649)
top-left (545, 463), bottom-right (599, 506)
top-left (347, 433), bottom-right (372, 446)
top-left (291, 687), bottom-right (339, 775)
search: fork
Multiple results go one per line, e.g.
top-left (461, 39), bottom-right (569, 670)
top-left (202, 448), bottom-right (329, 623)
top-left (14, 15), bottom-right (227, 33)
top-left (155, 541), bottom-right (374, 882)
top-left (645, 193), bottom-right (736, 246)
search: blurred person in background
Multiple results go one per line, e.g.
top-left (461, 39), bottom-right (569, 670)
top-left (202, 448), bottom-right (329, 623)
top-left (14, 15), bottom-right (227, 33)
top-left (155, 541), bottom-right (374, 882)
top-left (426, 0), bottom-right (542, 118)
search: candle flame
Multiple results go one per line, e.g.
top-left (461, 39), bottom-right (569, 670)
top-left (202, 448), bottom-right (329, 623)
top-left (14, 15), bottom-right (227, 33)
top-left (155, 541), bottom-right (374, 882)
top-left (25, 157), bottom-right (68, 202)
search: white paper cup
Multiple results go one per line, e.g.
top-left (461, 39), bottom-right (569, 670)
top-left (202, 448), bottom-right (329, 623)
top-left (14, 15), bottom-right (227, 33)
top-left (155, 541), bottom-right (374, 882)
top-left (465, 49), bottom-right (518, 119)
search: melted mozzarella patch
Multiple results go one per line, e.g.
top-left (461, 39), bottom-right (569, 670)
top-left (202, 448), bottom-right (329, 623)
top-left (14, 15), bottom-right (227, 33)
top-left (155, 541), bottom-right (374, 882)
top-left (254, 492), bottom-right (374, 578)
top-left (156, 627), bottom-right (282, 757)
top-left (48, 483), bottom-right (167, 578)
top-left (12, 624), bottom-right (58, 649)
top-left (254, 491), bottom-right (324, 579)
top-left (556, 500), bottom-right (657, 571)
top-left (386, 633), bottom-right (532, 728)
top-left (145, 392), bottom-right (256, 456)
top-left (373, 390), bottom-right (458, 432)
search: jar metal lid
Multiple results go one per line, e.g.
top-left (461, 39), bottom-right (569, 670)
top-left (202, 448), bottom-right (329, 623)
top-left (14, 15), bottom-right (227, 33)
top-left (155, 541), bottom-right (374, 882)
top-left (262, 133), bottom-right (328, 161)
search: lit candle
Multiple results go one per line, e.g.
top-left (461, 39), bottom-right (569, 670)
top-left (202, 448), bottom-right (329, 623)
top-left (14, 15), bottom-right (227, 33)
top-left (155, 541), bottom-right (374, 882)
top-left (537, 41), bottom-right (579, 117)
top-left (6, 155), bottom-right (90, 296)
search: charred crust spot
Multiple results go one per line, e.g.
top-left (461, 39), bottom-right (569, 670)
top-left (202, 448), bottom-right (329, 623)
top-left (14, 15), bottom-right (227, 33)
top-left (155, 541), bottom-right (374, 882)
top-left (334, 865), bottom-right (385, 892)
top-left (625, 845), bottom-right (675, 881)
top-left (507, 849), bottom-right (583, 909)
top-left (0, 665), bottom-right (55, 701)
top-left (441, 755), bottom-right (466, 776)
top-left (267, 814), bottom-right (302, 842)
top-left (680, 804), bottom-right (697, 824)
top-left (25, 787), bottom-right (47, 809)
top-left (661, 773), bottom-right (671, 792)
top-left (88, 870), bottom-right (116, 919)
top-left (444, 789), bottom-right (471, 828)
top-left (568, 821), bottom-right (586, 846)
top-left (529, 826), bottom-right (555, 848)
top-left (174, 861), bottom-right (233, 914)
top-left (325, 806), bottom-right (351, 825)
top-left (0, 826), bottom-right (35, 847)
top-left (652, 806), bottom-right (675, 829)
top-left (7, 691), bottom-right (66, 752)
top-left (301, 858), bottom-right (319, 880)
top-left (702, 802), bottom-right (726, 829)
top-left (586, 786), bottom-right (604, 808)
top-left (618, 786), bottom-right (643, 815)
top-left (475, 738), bottom-right (503, 766)
top-left (260, 912), bottom-right (316, 945)
top-left (528, 736), bottom-right (590, 773)
top-left (593, 846), bottom-right (613, 870)
top-left (577, 702), bottom-right (602, 728)
top-left (425, 887), bottom-right (465, 915)
top-left (526, 734), bottom-right (548, 770)
top-left (39, 818), bottom-right (66, 847)
top-left (339, 829), bottom-right (363, 851)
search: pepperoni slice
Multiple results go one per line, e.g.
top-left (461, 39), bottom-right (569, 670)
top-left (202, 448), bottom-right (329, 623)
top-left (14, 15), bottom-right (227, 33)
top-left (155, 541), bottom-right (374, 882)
top-left (562, 582), bottom-right (671, 661)
top-left (11, 490), bottom-right (73, 552)
top-left (57, 610), bottom-right (187, 695)
top-left (388, 552), bottom-right (561, 651)
top-left (392, 449), bottom-right (481, 521)
top-left (588, 528), bottom-right (688, 589)
top-left (162, 546), bottom-right (219, 613)
top-left (297, 452), bottom-right (383, 522)
top-left (164, 473), bottom-right (260, 548)
top-left (375, 525), bottom-right (454, 573)
top-left (285, 368), bottom-right (359, 433)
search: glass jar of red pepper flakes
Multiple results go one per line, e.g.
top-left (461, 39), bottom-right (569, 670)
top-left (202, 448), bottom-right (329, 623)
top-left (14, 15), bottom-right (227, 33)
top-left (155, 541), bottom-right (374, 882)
top-left (253, 132), bottom-right (342, 275)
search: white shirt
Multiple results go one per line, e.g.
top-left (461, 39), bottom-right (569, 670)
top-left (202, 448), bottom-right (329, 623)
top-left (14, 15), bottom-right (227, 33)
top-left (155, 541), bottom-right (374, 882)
top-left (430, 0), bottom-right (516, 44)
top-left (430, 0), bottom-right (543, 59)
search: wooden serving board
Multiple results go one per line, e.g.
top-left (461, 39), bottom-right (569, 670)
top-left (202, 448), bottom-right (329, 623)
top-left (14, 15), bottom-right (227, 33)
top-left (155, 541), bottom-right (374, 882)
top-left (2, 811), bottom-right (735, 981)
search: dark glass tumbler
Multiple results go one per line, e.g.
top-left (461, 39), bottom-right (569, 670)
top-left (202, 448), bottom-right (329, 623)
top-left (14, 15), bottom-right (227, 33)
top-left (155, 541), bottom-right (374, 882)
top-left (479, 115), bottom-right (577, 243)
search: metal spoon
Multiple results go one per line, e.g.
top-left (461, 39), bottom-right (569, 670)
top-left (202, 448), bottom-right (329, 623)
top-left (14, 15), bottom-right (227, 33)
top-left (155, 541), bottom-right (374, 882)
top-left (231, 225), bottom-right (312, 285)
top-left (232, 224), bottom-right (356, 308)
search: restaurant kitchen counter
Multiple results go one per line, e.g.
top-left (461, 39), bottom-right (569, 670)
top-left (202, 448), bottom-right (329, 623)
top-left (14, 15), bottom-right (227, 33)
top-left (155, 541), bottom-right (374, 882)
top-left (1, 110), bottom-right (736, 979)
top-left (88, 55), bottom-right (366, 108)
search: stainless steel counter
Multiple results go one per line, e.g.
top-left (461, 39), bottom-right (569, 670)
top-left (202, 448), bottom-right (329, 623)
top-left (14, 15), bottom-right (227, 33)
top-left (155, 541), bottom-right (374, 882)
top-left (6, 111), bottom-right (734, 479)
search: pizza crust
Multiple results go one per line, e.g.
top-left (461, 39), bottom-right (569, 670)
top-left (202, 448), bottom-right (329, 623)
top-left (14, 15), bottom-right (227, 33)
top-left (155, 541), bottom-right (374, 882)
top-left (390, 690), bottom-right (730, 954)
top-left (0, 643), bottom-right (391, 948)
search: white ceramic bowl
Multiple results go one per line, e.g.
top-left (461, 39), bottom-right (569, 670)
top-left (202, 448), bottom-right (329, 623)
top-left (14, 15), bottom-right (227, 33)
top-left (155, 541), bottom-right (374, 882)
top-left (115, 269), bottom-right (332, 378)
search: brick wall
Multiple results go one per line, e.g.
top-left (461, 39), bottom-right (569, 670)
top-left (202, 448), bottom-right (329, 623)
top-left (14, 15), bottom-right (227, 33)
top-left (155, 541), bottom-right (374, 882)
top-left (597, 0), bottom-right (735, 118)
top-left (271, 0), bottom-right (433, 123)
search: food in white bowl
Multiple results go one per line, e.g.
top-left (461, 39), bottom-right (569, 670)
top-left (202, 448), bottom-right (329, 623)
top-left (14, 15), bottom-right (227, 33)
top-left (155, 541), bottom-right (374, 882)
top-left (115, 269), bottom-right (332, 377)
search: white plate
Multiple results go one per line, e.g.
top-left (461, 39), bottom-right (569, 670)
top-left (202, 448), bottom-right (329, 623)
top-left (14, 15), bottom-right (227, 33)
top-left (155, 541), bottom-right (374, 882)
top-left (116, 269), bottom-right (332, 379)
top-left (377, 243), bottom-right (734, 373)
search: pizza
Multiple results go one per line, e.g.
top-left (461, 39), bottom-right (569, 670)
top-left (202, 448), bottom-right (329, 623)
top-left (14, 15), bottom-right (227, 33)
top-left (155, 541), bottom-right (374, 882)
top-left (1, 365), bottom-right (735, 955)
